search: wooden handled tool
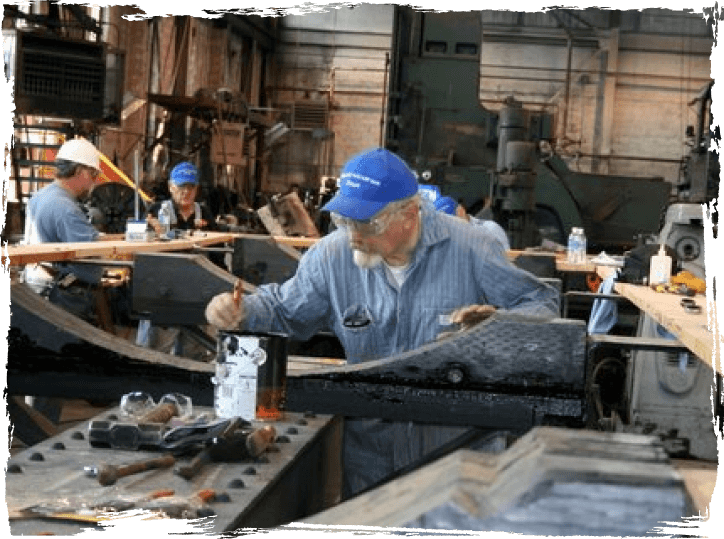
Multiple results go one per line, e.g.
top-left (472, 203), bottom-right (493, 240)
top-left (233, 279), bottom-right (243, 307)
top-left (138, 402), bottom-right (178, 424)
top-left (94, 454), bottom-right (176, 486)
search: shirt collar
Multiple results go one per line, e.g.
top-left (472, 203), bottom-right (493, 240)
top-left (410, 204), bottom-right (451, 264)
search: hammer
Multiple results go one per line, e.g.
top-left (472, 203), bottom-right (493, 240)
top-left (175, 422), bottom-right (276, 480)
top-left (87, 454), bottom-right (176, 486)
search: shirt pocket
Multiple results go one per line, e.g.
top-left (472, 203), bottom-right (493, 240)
top-left (337, 304), bottom-right (380, 363)
top-left (418, 306), bottom-right (458, 344)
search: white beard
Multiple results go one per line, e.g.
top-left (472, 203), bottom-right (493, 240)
top-left (353, 249), bottom-right (383, 269)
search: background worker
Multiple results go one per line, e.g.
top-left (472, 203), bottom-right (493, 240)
top-left (434, 195), bottom-right (511, 250)
top-left (22, 138), bottom-right (107, 319)
top-left (146, 161), bottom-right (216, 234)
top-left (20, 137), bottom-right (118, 421)
top-left (205, 147), bottom-right (559, 498)
top-left (139, 161), bottom-right (217, 357)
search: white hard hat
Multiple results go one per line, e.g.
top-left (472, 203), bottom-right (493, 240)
top-left (56, 138), bottom-right (101, 171)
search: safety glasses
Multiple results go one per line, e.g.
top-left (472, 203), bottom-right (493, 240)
top-left (331, 210), bottom-right (396, 236)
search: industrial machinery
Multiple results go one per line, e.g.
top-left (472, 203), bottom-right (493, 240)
top-left (384, 8), bottom-right (674, 250)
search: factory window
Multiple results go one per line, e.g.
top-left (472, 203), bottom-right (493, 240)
top-left (425, 41), bottom-right (447, 54)
top-left (455, 43), bottom-right (477, 55)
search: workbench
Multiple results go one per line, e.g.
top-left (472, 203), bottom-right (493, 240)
top-left (596, 265), bottom-right (719, 374)
top-left (6, 408), bottom-right (342, 535)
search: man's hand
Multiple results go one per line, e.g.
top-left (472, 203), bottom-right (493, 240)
top-left (450, 304), bottom-right (496, 328)
top-left (205, 292), bottom-right (245, 330)
top-left (147, 216), bottom-right (162, 235)
top-left (437, 304), bottom-right (496, 341)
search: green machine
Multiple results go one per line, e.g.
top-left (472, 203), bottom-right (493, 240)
top-left (384, 8), bottom-right (672, 251)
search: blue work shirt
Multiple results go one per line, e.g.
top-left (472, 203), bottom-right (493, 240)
top-left (468, 215), bottom-right (511, 251)
top-left (23, 182), bottom-right (102, 290)
top-left (242, 205), bottom-right (559, 364)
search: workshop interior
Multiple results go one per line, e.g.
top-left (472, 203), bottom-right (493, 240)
top-left (2, 3), bottom-right (721, 536)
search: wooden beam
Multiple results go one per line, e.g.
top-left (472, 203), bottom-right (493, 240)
top-left (4, 232), bottom-right (322, 266)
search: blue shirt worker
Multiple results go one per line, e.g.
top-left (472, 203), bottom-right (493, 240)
top-left (205, 147), bottom-right (559, 498)
top-left (20, 137), bottom-right (106, 422)
top-left (22, 138), bottom-right (105, 310)
top-left (434, 195), bottom-right (511, 251)
top-left (147, 161), bottom-right (215, 234)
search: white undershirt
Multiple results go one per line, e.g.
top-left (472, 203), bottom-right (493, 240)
top-left (385, 261), bottom-right (410, 288)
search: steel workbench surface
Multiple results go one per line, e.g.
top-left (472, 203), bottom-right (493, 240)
top-left (6, 408), bottom-right (342, 535)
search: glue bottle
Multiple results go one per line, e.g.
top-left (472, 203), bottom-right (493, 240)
top-left (649, 244), bottom-right (672, 285)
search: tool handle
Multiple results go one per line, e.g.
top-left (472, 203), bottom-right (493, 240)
top-left (175, 448), bottom-right (213, 480)
top-left (116, 454), bottom-right (176, 479)
top-left (233, 279), bottom-right (243, 306)
top-left (139, 402), bottom-right (178, 424)
top-left (246, 426), bottom-right (277, 457)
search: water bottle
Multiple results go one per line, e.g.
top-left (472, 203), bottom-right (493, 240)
top-left (567, 228), bottom-right (580, 264)
top-left (577, 228), bottom-right (587, 264)
top-left (158, 204), bottom-right (171, 236)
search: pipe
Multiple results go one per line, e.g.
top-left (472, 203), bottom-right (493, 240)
top-left (134, 148), bottom-right (140, 221)
top-left (380, 52), bottom-right (389, 146)
top-left (562, 35), bottom-right (573, 141)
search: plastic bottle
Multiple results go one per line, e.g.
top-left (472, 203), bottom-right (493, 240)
top-left (158, 204), bottom-right (171, 236)
top-left (567, 228), bottom-right (580, 264)
top-left (577, 227), bottom-right (587, 264)
top-left (649, 244), bottom-right (672, 285)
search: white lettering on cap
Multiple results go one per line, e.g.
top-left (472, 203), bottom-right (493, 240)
top-left (341, 172), bottom-right (381, 186)
top-left (346, 180), bottom-right (360, 188)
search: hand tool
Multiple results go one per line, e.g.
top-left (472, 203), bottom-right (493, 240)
top-left (88, 420), bottom-right (167, 450)
top-left (86, 453), bottom-right (176, 486)
top-left (138, 401), bottom-right (178, 424)
top-left (175, 420), bottom-right (276, 480)
top-left (174, 417), bottom-right (245, 479)
top-left (233, 278), bottom-right (243, 306)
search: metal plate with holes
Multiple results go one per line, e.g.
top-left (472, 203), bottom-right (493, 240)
top-left (7, 408), bottom-right (341, 535)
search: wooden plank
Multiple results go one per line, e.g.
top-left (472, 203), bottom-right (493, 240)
top-left (595, 263), bottom-right (719, 373)
top-left (4, 232), bottom-right (236, 266)
top-left (4, 232), bottom-right (319, 266)
top-left (614, 282), bottom-right (717, 372)
top-left (672, 458), bottom-right (718, 516)
top-left (6, 234), bottom-right (572, 266)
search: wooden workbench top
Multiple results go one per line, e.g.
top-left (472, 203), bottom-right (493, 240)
top-left (596, 265), bottom-right (719, 374)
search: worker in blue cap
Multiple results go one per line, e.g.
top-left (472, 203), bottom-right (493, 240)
top-left (147, 161), bottom-right (215, 234)
top-left (434, 195), bottom-right (510, 250)
top-left (139, 161), bottom-right (217, 355)
top-left (205, 147), bottom-right (558, 498)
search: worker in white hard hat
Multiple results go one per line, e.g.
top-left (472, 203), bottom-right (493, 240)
top-left (22, 137), bottom-right (105, 312)
top-left (21, 137), bottom-right (114, 423)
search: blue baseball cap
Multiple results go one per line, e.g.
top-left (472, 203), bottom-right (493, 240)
top-left (170, 162), bottom-right (198, 186)
top-left (321, 148), bottom-right (418, 220)
top-left (434, 196), bottom-right (458, 215)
